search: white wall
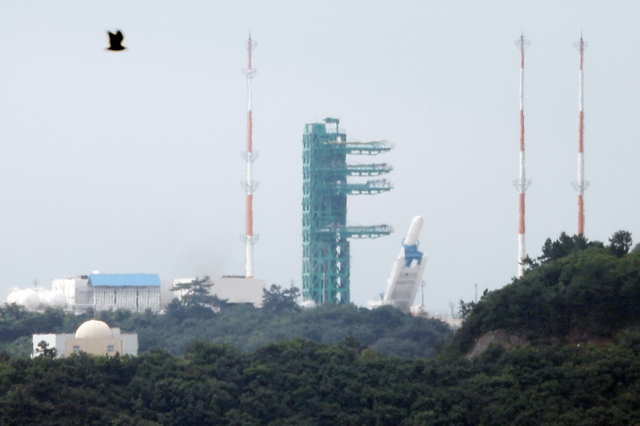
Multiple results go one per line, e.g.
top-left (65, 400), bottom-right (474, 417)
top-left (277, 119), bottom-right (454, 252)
top-left (212, 277), bottom-right (265, 308)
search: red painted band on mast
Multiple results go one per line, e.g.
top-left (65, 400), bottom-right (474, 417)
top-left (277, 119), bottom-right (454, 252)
top-left (578, 111), bottom-right (584, 153)
top-left (578, 195), bottom-right (584, 235)
top-left (246, 194), bottom-right (253, 235)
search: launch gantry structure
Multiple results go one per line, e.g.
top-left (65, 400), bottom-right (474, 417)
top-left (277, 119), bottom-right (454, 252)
top-left (302, 118), bottom-right (393, 304)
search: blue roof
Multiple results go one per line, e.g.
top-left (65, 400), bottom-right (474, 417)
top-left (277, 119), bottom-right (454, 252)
top-left (89, 274), bottom-right (161, 287)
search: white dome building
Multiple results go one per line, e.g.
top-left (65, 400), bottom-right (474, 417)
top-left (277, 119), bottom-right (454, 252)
top-left (32, 319), bottom-right (139, 359)
top-left (75, 320), bottom-right (113, 339)
top-left (17, 289), bottom-right (41, 311)
top-left (40, 290), bottom-right (67, 309)
top-left (57, 319), bottom-right (123, 357)
top-left (6, 290), bottom-right (20, 305)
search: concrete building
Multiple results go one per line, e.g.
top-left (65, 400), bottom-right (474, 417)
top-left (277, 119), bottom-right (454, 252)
top-left (52, 276), bottom-right (91, 312)
top-left (9, 272), bottom-right (263, 313)
top-left (90, 273), bottom-right (161, 312)
top-left (32, 319), bottom-right (138, 358)
top-left (172, 276), bottom-right (265, 308)
top-left (212, 276), bottom-right (265, 308)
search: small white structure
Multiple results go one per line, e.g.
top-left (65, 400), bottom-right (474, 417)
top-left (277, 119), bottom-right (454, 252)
top-left (32, 319), bottom-right (138, 358)
top-left (52, 276), bottom-right (90, 311)
top-left (172, 276), bottom-right (265, 308)
top-left (212, 277), bottom-right (265, 308)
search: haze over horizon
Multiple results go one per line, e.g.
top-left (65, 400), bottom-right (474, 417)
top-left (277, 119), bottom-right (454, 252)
top-left (0, 1), bottom-right (638, 313)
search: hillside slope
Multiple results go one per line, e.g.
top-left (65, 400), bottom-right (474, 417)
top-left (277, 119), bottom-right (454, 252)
top-left (450, 232), bottom-right (640, 356)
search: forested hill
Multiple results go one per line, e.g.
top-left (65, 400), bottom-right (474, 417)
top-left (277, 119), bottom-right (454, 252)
top-left (4, 232), bottom-right (640, 424)
top-left (4, 334), bottom-right (640, 424)
top-left (0, 302), bottom-right (450, 359)
top-left (450, 231), bottom-right (640, 356)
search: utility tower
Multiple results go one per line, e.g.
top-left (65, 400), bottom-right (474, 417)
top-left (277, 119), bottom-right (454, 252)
top-left (242, 34), bottom-right (258, 278)
top-left (302, 118), bottom-right (393, 304)
top-left (572, 35), bottom-right (589, 235)
top-left (513, 34), bottom-right (531, 278)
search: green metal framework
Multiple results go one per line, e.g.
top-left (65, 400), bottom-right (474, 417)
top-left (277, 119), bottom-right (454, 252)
top-left (302, 118), bottom-right (393, 304)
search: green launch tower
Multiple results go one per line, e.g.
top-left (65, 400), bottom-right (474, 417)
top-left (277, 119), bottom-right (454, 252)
top-left (302, 118), bottom-right (393, 304)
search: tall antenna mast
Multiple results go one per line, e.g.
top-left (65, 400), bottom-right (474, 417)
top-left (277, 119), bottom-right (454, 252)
top-left (572, 35), bottom-right (589, 235)
top-left (242, 34), bottom-right (258, 278)
top-left (513, 34), bottom-right (531, 278)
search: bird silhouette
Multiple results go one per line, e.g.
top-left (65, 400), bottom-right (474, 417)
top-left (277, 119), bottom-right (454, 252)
top-left (107, 31), bottom-right (126, 51)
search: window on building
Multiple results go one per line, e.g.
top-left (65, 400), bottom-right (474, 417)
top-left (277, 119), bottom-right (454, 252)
top-left (73, 346), bottom-right (80, 353)
top-left (108, 345), bottom-right (114, 352)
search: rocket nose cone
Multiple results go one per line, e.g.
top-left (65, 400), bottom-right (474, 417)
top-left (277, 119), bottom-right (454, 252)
top-left (405, 216), bottom-right (424, 246)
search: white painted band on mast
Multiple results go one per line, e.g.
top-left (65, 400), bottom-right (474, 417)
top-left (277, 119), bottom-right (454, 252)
top-left (579, 70), bottom-right (584, 113)
top-left (577, 153), bottom-right (584, 194)
top-left (518, 234), bottom-right (526, 277)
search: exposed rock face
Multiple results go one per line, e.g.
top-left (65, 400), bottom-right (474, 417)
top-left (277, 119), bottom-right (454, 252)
top-left (467, 329), bottom-right (527, 358)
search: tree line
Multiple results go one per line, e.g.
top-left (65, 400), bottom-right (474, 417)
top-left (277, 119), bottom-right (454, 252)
top-left (0, 284), bottom-right (450, 359)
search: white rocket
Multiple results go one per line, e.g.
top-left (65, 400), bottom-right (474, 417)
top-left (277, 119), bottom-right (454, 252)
top-left (380, 216), bottom-right (428, 312)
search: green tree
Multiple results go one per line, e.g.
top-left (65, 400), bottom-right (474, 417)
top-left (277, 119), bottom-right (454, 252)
top-left (170, 276), bottom-right (227, 310)
top-left (609, 230), bottom-right (632, 257)
top-left (35, 340), bottom-right (57, 359)
top-left (262, 285), bottom-right (301, 313)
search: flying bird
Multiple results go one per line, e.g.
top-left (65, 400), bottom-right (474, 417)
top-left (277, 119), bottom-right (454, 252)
top-left (107, 31), bottom-right (126, 51)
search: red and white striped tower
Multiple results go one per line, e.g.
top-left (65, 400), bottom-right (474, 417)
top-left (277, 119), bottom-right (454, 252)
top-left (572, 35), bottom-right (589, 235)
top-left (514, 34), bottom-right (531, 278)
top-left (242, 34), bottom-right (258, 278)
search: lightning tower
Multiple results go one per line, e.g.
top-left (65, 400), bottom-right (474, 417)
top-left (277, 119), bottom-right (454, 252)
top-left (242, 35), bottom-right (258, 278)
top-left (513, 34), bottom-right (531, 278)
top-left (572, 35), bottom-right (589, 235)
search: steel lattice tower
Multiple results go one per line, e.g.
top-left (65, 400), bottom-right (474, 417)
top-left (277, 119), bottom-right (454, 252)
top-left (302, 118), bottom-right (393, 304)
top-left (242, 34), bottom-right (258, 277)
top-left (572, 35), bottom-right (589, 235)
top-left (513, 34), bottom-right (531, 278)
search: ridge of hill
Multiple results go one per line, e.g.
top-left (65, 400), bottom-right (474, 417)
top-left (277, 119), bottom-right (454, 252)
top-left (448, 231), bottom-right (640, 357)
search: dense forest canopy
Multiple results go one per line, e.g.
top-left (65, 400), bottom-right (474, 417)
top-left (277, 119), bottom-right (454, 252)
top-left (0, 298), bottom-right (450, 359)
top-left (451, 231), bottom-right (640, 355)
top-left (2, 231), bottom-right (640, 425)
top-left (3, 334), bottom-right (640, 425)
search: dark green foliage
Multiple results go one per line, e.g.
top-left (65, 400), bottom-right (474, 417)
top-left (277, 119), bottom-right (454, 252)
top-left (35, 340), bottom-right (57, 358)
top-left (2, 229), bottom-right (640, 424)
top-left (538, 232), bottom-right (603, 264)
top-left (609, 230), bottom-right (633, 257)
top-left (2, 336), bottom-right (640, 425)
top-left (262, 284), bottom-right (301, 313)
top-left (0, 302), bottom-right (450, 359)
top-left (450, 231), bottom-right (640, 355)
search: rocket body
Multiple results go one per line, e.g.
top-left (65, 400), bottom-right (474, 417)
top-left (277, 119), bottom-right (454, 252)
top-left (382, 216), bottom-right (428, 312)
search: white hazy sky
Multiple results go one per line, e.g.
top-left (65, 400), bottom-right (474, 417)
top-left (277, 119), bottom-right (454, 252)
top-left (1, 1), bottom-right (639, 313)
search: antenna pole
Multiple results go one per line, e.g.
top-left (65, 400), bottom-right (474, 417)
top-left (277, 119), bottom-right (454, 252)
top-left (572, 35), bottom-right (589, 235)
top-left (513, 34), bottom-right (531, 278)
top-left (242, 34), bottom-right (258, 278)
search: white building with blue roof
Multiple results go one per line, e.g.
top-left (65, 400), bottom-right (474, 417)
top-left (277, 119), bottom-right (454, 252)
top-left (89, 273), bottom-right (161, 312)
